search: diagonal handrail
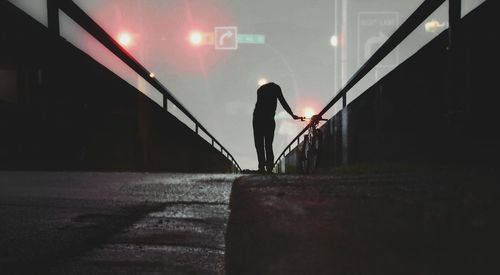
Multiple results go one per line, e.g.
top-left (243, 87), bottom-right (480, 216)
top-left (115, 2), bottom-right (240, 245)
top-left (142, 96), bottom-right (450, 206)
top-left (56, 0), bottom-right (240, 171)
top-left (274, 0), bottom-right (447, 168)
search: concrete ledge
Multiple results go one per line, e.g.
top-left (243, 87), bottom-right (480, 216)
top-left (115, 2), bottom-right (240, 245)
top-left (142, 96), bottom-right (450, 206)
top-left (225, 165), bottom-right (499, 274)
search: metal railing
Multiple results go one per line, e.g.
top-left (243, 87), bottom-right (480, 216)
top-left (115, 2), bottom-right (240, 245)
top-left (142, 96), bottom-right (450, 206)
top-left (274, 0), bottom-right (455, 169)
top-left (49, 0), bottom-right (240, 171)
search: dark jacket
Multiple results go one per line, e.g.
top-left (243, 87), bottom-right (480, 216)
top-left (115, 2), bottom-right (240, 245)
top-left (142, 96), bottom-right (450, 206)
top-left (253, 82), bottom-right (293, 120)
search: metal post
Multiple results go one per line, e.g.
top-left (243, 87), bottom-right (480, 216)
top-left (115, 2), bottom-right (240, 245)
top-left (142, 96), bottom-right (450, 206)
top-left (195, 124), bottom-right (199, 134)
top-left (341, 108), bottom-right (349, 165)
top-left (448, 0), bottom-right (461, 51)
top-left (47, 0), bottom-right (60, 35)
top-left (446, 0), bottom-right (462, 125)
top-left (163, 96), bottom-right (168, 111)
top-left (341, 0), bottom-right (348, 107)
top-left (334, 0), bottom-right (339, 95)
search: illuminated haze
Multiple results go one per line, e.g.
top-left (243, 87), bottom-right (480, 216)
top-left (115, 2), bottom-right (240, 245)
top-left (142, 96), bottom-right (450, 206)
top-left (9, 0), bottom-right (485, 169)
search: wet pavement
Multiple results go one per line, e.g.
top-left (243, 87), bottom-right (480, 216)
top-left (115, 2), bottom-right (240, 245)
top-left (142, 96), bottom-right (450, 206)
top-left (1, 165), bottom-right (499, 275)
top-left (0, 172), bottom-right (237, 275)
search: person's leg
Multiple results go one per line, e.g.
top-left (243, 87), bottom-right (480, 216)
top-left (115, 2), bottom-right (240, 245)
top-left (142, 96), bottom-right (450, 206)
top-left (253, 118), bottom-right (266, 172)
top-left (263, 119), bottom-right (276, 172)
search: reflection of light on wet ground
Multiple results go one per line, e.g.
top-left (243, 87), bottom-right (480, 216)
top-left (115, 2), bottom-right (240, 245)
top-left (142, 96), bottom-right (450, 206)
top-left (149, 203), bottom-right (228, 220)
top-left (0, 172), bottom-right (237, 274)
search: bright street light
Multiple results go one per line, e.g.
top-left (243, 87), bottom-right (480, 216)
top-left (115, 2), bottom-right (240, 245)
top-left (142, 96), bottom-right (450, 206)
top-left (117, 32), bottom-right (133, 47)
top-left (330, 35), bottom-right (339, 47)
top-left (424, 19), bottom-right (447, 33)
top-left (189, 31), bottom-right (203, 46)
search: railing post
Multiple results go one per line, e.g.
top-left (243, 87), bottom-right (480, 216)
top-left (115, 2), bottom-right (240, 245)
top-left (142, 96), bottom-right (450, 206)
top-left (446, 0), bottom-right (462, 125)
top-left (341, 0), bottom-right (348, 106)
top-left (448, 0), bottom-right (461, 51)
top-left (195, 124), bottom-right (199, 134)
top-left (163, 96), bottom-right (168, 111)
top-left (341, 107), bottom-right (349, 165)
top-left (47, 0), bottom-right (60, 35)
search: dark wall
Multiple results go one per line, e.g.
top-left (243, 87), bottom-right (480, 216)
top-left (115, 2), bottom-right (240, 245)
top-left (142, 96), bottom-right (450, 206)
top-left (0, 2), bottom-right (235, 172)
top-left (280, 1), bottom-right (499, 173)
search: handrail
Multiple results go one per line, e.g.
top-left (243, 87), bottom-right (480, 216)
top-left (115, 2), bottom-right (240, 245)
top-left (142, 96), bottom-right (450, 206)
top-left (274, 0), bottom-right (446, 168)
top-left (55, 0), bottom-right (240, 171)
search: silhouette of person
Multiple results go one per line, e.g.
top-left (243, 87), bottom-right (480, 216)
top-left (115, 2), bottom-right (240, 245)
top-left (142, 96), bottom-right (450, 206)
top-left (253, 82), bottom-right (299, 173)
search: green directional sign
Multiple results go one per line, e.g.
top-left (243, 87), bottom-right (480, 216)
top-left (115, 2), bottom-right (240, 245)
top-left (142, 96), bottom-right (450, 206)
top-left (237, 34), bottom-right (266, 44)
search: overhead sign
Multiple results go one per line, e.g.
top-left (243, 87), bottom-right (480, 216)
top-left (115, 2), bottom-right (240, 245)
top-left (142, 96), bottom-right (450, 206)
top-left (357, 12), bottom-right (399, 67)
top-left (193, 27), bottom-right (265, 50)
top-left (215, 26), bottom-right (238, 50)
top-left (238, 34), bottom-right (266, 44)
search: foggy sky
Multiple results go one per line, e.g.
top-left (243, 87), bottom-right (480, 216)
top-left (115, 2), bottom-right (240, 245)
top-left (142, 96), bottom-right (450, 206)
top-left (9, 0), bottom-right (485, 169)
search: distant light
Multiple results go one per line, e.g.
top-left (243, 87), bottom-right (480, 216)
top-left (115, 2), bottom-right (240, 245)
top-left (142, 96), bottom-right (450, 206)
top-left (330, 35), bottom-right (339, 47)
top-left (149, 72), bottom-right (155, 78)
top-left (425, 19), bottom-right (447, 33)
top-left (190, 31), bottom-right (203, 46)
top-left (258, 78), bottom-right (268, 86)
top-left (117, 32), bottom-right (133, 47)
top-left (304, 107), bottom-right (315, 119)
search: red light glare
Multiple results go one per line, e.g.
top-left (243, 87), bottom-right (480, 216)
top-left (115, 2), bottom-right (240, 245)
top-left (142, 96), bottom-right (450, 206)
top-left (117, 32), bottom-right (133, 47)
top-left (189, 31), bottom-right (203, 46)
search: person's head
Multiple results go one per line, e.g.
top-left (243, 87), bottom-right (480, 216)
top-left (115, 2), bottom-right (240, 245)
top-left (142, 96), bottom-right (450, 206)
top-left (257, 82), bottom-right (280, 93)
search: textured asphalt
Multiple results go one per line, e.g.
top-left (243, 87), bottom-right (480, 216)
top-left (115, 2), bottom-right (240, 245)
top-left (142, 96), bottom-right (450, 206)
top-left (0, 172), bottom-right (237, 275)
top-left (1, 165), bottom-right (499, 275)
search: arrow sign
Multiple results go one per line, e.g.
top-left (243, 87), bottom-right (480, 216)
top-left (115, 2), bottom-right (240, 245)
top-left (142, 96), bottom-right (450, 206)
top-left (215, 26), bottom-right (238, 50)
top-left (357, 12), bottom-right (399, 67)
top-left (219, 31), bottom-right (233, 45)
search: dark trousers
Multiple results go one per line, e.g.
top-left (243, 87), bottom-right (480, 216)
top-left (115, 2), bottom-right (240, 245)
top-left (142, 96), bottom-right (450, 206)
top-left (253, 117), bottom-right (275, 171)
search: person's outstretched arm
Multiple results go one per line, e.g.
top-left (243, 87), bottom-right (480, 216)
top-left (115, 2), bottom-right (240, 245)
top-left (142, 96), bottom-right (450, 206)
top-left (277, 89), bottom-right (300, 120)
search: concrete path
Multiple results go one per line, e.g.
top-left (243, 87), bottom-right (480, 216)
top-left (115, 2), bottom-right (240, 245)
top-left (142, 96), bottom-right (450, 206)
top-left (226, 165), bottom-right (499, 275)
top-left (1, 165), bottom-right (498, 275)
top-left (0, 172), bottom-right (237, 275)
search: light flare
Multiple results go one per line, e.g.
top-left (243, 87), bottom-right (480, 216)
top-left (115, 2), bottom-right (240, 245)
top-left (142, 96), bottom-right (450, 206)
top-left (330, 35), bottom-right (338, 47)
top-left (189, 31), bottom-right (203, 46)
top-left (304, 107), bottom-right (315, 119)
top-left (117, 32), bottom-right (133, 47)
top-left (425, 19), bottom-right (447, 33)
